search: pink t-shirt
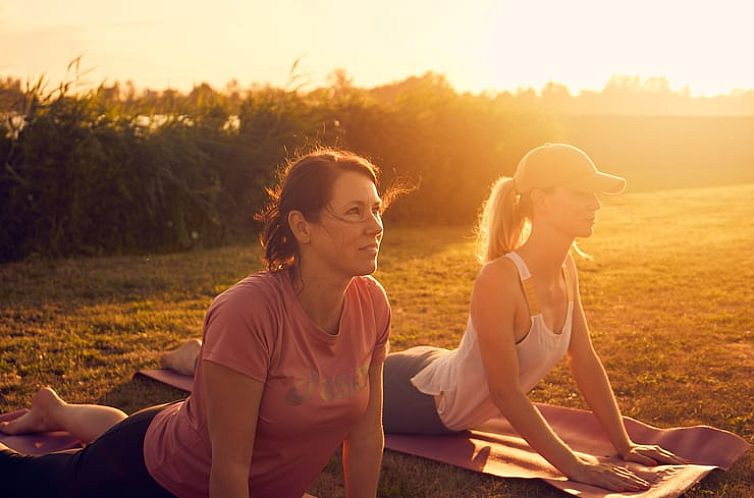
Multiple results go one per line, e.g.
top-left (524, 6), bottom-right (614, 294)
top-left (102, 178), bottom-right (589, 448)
top-left (143, 270), bottom-right (391, 498)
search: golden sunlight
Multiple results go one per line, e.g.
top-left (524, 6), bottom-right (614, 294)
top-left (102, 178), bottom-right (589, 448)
top-left (2, 0), bottom-right (754, 95)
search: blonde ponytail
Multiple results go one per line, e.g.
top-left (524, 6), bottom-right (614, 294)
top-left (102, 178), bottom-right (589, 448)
top-left (475, 176), bottom-right (531, 264)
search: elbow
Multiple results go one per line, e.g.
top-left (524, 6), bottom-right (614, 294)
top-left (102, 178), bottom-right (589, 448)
top-left (489, 384), bottom-right (527, 409)
top-left (211, 460), bottom-right (249, 479)
top-left (568, 350), bottom-right (602, 376)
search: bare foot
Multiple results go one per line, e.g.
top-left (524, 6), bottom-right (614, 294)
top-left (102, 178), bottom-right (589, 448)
top-left (0, 387), bottom-right (66, 435)
top-left (159, 338), bottom-right (202, 376)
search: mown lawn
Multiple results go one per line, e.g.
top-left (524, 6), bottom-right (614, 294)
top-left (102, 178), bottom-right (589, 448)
top-left (1, 183), bottom-right (752, 497)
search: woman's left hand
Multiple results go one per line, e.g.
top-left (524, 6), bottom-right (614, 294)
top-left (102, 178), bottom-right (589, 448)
top-left (621, 444), bottom-right (689, 466)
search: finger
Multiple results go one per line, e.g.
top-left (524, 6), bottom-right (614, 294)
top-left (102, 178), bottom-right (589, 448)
top-left (651, 452), bottom-right (677, 463)
top-left (641, 468), bottom-right (668, 483)
top-left (652, 446), bottom-right (686, 461)
top-left (611, 474), bottom-right (650, 493)
top-left (613, 474), bottom-right (650, 492)
top-left (596, 464), bottom-right (650, 492)
top-left (604, 474), bottom-right (644, 493)
top-left (627, 451), bottom-right (658, 466)
top-left (610, 466), bottom-right (651, 488)
top-left (639, 447), bottom-right (667, 463)
top-left (654, 449), bottom-right (690, 465)
top-left (646, 449), bottom-right (684, 465)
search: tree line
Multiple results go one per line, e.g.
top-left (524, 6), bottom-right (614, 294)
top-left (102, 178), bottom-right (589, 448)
top-left (2, 72), bottom-right (753, 261)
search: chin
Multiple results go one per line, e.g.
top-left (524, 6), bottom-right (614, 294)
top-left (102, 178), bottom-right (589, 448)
top-left (342, 259), bottom-right (378, 277)
top-left (359, 262), bottom-right (378, 276)
top-left (361, 256), bottom-right (380, 275)
top-left (574, 224), bottom-right (595, 238)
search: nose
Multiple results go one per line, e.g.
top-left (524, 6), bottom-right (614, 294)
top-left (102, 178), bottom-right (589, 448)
top-left (367, 211), bottom-right (384, 236)
top-left (591, 193), bottom-right (602, 210)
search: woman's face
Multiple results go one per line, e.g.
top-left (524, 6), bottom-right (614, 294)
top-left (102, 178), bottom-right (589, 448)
top-left (536, 187), bottom-right (602, 238)
top-left (306, 171), bottom-right (384, 278)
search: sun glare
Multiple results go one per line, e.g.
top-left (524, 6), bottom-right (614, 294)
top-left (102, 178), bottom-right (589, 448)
top-left (2, 0), bottom-right (754, 96)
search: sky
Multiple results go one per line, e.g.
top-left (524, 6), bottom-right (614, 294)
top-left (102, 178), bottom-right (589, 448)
top-left (2, 0), bottom-right (754, 96)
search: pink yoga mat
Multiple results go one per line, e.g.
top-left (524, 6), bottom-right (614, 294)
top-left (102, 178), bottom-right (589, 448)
top-left (137, 369), bottom-right (751, 497)
top-left (0, 409), bottom-right (82, 455)
top-left (135, 368), bottom-right (194, 392)
top-left (386, 404), bottom-right (750, 498)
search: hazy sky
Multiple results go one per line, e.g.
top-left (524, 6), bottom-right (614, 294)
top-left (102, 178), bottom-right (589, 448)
top-left (2, 0), bottom-right (753, 96)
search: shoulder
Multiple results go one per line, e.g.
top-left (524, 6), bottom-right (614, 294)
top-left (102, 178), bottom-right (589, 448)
top-left (201, 272), bottom-right (288, 351)
top-left (470, 256), bottom-right (523, 316)
top-left (350, 275), bottom-right (391, 332)
top-left (352, 275), bottom-right (389, 304)
top-left (209, 271), bottom-right (287, 317)
top-left (474, 255), bottom-right (520, 295)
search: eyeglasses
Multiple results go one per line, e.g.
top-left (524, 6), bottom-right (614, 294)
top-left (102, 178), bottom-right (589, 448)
top-left (324, 204), bottom-right (384, 225)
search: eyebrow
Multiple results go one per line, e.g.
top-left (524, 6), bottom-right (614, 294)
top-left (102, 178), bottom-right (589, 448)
top-left (343, 198), bottom-right (383, 208)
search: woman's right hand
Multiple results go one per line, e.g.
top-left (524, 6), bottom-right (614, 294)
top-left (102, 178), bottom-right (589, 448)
top-left (567, 454), bottom-right (652, 492)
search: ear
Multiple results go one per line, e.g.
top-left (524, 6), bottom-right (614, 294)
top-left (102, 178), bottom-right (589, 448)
top-left (288, 210), bottom-right (311, 244)
top-left (530, 188), bottom-right (548, 212)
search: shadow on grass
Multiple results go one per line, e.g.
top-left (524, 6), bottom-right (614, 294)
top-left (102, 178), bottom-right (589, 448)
top-left (97, 377), bottom-right (188, 415)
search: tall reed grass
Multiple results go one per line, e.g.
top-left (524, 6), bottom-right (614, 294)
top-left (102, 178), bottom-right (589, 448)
top-left (2, 73), bottom-right (753, 262)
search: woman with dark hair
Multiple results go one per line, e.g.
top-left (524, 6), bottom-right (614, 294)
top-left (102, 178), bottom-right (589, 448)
top-left (0, 149), bottom-right (392, 498)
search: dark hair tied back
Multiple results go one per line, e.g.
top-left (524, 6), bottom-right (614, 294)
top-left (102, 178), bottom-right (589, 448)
top-left (254, 148), bottom-right (384, 272)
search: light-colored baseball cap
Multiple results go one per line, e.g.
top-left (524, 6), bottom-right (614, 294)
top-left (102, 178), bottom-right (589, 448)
top-left (513, 143), bottom-right (626, 194)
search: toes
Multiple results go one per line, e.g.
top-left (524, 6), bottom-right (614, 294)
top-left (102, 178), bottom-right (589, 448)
top-left (0, 419), bottom-right (22, 435)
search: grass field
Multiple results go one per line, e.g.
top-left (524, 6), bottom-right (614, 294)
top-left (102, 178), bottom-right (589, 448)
top-left (1, 183), bottom-right (752, 497)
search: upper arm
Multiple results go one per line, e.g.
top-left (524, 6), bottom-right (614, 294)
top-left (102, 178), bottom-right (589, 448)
top-left (366, 277), bottom-right (392, 366)
top-left (203, 359), bottom-right (264, 472)
top-left (470, 260), bottom-right (525, 399)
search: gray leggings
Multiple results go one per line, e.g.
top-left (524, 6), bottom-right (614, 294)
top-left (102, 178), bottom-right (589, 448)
top-left (383, 346), bottom-right (459, 435)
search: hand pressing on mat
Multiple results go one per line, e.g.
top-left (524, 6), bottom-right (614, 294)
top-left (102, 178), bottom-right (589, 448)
top-left (570, 454), bottom-right (652, 492)
top-left (620, 443), bottom-right (689, 466)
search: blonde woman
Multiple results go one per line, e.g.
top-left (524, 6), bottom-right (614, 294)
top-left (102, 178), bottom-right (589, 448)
top-left (381, 143), bottom-right (686, 492)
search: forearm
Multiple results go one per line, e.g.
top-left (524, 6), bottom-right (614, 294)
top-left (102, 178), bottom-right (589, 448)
top-left (492, 389), bottom-right (581, 475)
top-left (571, 356), bottom-right (632, 455)
top-left (210, 462), bottom-right (250, 498)
top-left (342, 430), bottom-right (384, 498)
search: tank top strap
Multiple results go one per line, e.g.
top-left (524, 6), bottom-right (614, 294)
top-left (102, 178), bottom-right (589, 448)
top-left (504, 252), bottom-right (541, 317)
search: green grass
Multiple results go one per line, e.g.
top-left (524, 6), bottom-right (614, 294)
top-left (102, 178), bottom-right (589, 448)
top-left (1, 184), bottom-right (752, 497)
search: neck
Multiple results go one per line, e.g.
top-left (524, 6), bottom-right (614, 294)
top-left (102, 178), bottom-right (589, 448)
top-left (290, 260), bottom-right (352, 334)
top-left (516, 225), bottom-right (573, 281)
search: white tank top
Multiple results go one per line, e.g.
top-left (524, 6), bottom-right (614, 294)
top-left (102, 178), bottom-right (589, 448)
top-left (410, 251), bottom-right (574, 430)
